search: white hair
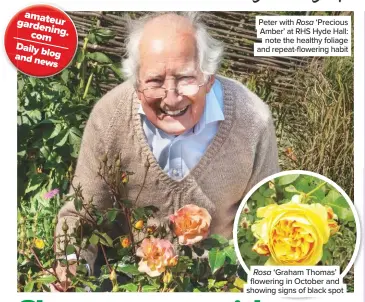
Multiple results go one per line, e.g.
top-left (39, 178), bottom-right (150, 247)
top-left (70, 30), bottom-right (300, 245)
top-left (121, 12), bottom-right (224, 86)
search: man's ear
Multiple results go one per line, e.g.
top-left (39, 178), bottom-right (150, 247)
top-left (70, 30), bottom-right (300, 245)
top-left (135, 85), bottom-right (143, 102)
top-left (136, 91), bottom-right (143, 101)
top-left (206, 75), bottom-right (215, 93)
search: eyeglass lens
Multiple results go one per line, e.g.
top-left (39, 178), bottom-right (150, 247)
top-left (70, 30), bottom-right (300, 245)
top-left (144, 84), bottom-right (200, 99)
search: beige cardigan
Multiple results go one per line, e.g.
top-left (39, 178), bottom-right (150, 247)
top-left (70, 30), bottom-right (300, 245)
top-left (56, 75), bottom-right (280, 271)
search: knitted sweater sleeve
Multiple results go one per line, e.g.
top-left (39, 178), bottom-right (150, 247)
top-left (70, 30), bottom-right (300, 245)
top-left (244, 113), bottom-right (280, 195)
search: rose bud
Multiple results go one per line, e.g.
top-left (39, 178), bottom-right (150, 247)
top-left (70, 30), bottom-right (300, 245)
top-left (134, 220), bottom-right (144, 230)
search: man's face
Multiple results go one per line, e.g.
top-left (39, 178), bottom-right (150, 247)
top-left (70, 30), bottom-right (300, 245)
top-left (137, 24), bottom-right (213, 136)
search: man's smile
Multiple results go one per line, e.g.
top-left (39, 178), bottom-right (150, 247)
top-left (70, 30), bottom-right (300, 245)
top-left (159, 105), bottom-right (190, 117)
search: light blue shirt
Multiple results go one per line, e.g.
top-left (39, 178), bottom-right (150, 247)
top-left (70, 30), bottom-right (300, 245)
top-left (138, 79), bottom-right (225, 180)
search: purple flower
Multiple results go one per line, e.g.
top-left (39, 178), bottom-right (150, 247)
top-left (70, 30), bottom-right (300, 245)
top-left (44, 188), bottom-right (59, 199)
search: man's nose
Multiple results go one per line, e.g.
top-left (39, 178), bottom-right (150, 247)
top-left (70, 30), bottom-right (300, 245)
top-left (162, 88), bottom-right (183, 108)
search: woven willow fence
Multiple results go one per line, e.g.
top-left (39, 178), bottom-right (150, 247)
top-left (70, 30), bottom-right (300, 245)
top-left (67, 11), bottom-right (312, 94)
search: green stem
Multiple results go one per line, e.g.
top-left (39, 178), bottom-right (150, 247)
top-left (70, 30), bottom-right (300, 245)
top-left (82, 70), bottom-right (94, 99)
top-left (306, 181), bottom-right (326, 197)
top-left (83, 37), bottom-right (89, 51)
top-left (77, 37), bottom-right (88, 70)
top-left (78, 37), bottom-right (89, 90)
top-left (100, 244), bottom-right (112, 273)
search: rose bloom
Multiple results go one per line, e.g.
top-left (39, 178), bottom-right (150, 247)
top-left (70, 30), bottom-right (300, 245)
top-left (136, 237), bottom-right (177, 277)
top-left (170, 204), bottom-right (211, 245)
top-left (34, 238), bottom-right (45, 249)
top-left (120, 237), bottom-right (131, 248)
top-left (325, 206), bottom-right (340, 235)
top-left (251, 202), bottom-right (331, 266)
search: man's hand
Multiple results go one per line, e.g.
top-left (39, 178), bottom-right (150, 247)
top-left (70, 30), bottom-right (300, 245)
top-left (49, 261), bottom-right (77, 292)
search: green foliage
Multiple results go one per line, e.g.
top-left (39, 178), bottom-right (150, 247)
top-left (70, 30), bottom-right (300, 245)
top-left (17, 24), bottom-right (122, 208)
top-left (17, 23), bottom-right (123, 293)
top-left (322, 223), bottom-right (356, 271)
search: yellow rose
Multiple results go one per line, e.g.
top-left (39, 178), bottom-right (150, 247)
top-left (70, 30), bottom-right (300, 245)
top-left (251, 202), bottom-right (331, 266)
top-left (33, 238), bottom-right (45, 250)
top-left (134, 220), bottom-right (144, 230)
top-left (252, 239), bottom-right (270, 256)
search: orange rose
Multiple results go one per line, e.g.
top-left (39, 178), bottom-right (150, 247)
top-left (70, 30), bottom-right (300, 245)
top-left (328, 220), bottom-right (340, 235)
top-left (121, 237), bottom-right (131, 248)
top-left (136, 237), bottom-right (177, 277)
top-left (325, 206), bottom-right (339, 235)
top-left (326, 206), bottom-right (338, 220)
top-left (170, 204), bottom-right (211, 245)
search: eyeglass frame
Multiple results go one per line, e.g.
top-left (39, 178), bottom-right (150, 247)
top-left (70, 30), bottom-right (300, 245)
top-left (136, 75), bottom-right (211, 101)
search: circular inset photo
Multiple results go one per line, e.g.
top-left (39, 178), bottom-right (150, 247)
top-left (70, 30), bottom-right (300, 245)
top-left (233, 171), bottom-right (360, 282)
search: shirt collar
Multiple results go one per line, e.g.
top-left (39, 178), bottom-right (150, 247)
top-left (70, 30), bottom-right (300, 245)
top-left (194, 79), bottom-right (224, 134)
top-left (138, 79), bottom-right (224, 135)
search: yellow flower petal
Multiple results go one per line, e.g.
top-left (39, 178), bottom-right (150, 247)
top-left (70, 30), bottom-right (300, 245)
top-left (34, 238), bottom-right (45, 249)
top-left (252, 202), bottom-right (331, 266)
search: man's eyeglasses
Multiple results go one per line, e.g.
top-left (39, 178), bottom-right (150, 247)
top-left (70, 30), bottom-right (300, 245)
top-left (138, 78), bottom-right (209, 101)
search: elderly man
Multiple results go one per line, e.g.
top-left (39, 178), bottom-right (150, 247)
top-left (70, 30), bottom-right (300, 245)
top-left (54, 12), bottom-right (279, 285)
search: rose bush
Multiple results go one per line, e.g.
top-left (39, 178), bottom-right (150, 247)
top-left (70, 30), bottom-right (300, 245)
top-left (18, 155), bottom-right (244, 292)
